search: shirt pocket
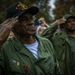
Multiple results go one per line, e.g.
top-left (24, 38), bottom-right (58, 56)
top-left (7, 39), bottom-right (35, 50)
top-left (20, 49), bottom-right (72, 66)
top-left (8, 58), bottom-right (36, 75)
top-left (8, 59), bottom-right (30, 75)
top-left (35, 56), bottom-right (55, 74)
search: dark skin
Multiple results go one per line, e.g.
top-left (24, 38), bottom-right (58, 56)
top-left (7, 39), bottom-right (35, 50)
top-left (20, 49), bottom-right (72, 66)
top-left (64, 18), bottom-right (75, 37)
top-left (55, 17), bottom-right (75, 38)
top-left (0, 17), bottom-right (18, 48)
top-left (12, 12), bottom-right (36, 44)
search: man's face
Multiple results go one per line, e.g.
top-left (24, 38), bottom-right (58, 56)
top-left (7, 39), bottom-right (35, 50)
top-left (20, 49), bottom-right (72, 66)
top-left (65, 18), bottom-right (75, 32)
top-left (18, 13), bottom-right (36, 35)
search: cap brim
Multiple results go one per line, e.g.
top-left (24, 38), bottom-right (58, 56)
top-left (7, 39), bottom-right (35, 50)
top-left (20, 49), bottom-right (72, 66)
top-left (13, 6), bottom-right (39, 18)
top-left (67, 16), bottom-right (75, 19)
top-left (24, 6), bottom-right (39, 15)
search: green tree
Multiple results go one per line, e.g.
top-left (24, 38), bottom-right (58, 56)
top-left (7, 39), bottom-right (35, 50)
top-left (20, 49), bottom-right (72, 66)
top-left (53, 0), bottom-right (75, 20)
top-left (0, 0), bottom-right (51, 23)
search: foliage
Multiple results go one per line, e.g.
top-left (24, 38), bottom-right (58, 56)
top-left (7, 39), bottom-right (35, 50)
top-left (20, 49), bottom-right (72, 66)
top-left (0, 0), bottom-right (75, 23)
top-left (53, 0), bottom-right (75, 20)
top-left (0, 0), bottom-right (51, 23)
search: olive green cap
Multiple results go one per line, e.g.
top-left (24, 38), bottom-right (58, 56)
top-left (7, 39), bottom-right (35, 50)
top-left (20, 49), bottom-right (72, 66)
top-left (63, 14), bottom-right (75, 19)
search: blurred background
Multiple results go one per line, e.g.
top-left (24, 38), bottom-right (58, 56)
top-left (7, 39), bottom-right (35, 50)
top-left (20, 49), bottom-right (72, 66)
top-left (0, 0), bottom-right (75, 24)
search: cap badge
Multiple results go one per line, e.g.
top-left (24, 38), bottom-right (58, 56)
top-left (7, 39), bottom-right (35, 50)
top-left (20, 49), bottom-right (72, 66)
top-left (16, 3), bottom-right (28, 10)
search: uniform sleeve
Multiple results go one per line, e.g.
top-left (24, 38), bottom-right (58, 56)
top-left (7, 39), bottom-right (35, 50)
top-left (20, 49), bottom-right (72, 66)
top-left (0, 48), bottom-right (5, 75)
top-left (41, 22), bottom-right (58, 40)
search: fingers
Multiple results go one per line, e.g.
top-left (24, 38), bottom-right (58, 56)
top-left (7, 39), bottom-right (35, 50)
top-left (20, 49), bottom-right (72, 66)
top-left (1, 19), bottom-right (11, 24)
top-left (2, 16), bottom-right (18, 29)
top-left (7, 16), bottom-right (18, 25)
top-left (38, 17), bottom-right (45, 22)
top-left (2, 17), bottom-right (18, 26)
top-left (38, 18), bottom-right (48, 27)
top-left (7, 17), bottom-right (18, 27)
top-left (55, 18), bottom-right (66, 25)
top-left (2, 16), bottom-right (18, 25)
top-left (60, 18), bottom-right (66, 21)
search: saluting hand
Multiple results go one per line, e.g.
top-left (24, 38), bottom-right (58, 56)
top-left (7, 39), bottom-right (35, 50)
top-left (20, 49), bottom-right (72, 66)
top-left (0, 17), bottom-right (18, 48)
top-left (55, 18), bottom-right (66, 26)
top-left (1, 16), bottom-right (18, 30)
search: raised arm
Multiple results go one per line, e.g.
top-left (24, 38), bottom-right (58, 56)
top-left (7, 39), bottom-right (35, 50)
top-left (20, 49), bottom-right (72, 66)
top-left (41, 18), bottom-right (66, 39)
top-left (0, 17), bottom-right (18, 48)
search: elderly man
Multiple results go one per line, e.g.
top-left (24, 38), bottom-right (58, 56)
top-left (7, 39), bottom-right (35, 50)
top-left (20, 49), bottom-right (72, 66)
top-left (0, 2), bottom-right (61, 75)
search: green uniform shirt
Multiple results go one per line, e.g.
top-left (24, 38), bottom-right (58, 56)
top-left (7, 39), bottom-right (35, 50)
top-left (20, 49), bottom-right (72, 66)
top-left (0, 36), bottom-right (60, 75)
top-left (68, 36), bottom-right (75, 75)
top-left (41, 23), bottom-right (73, 75)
